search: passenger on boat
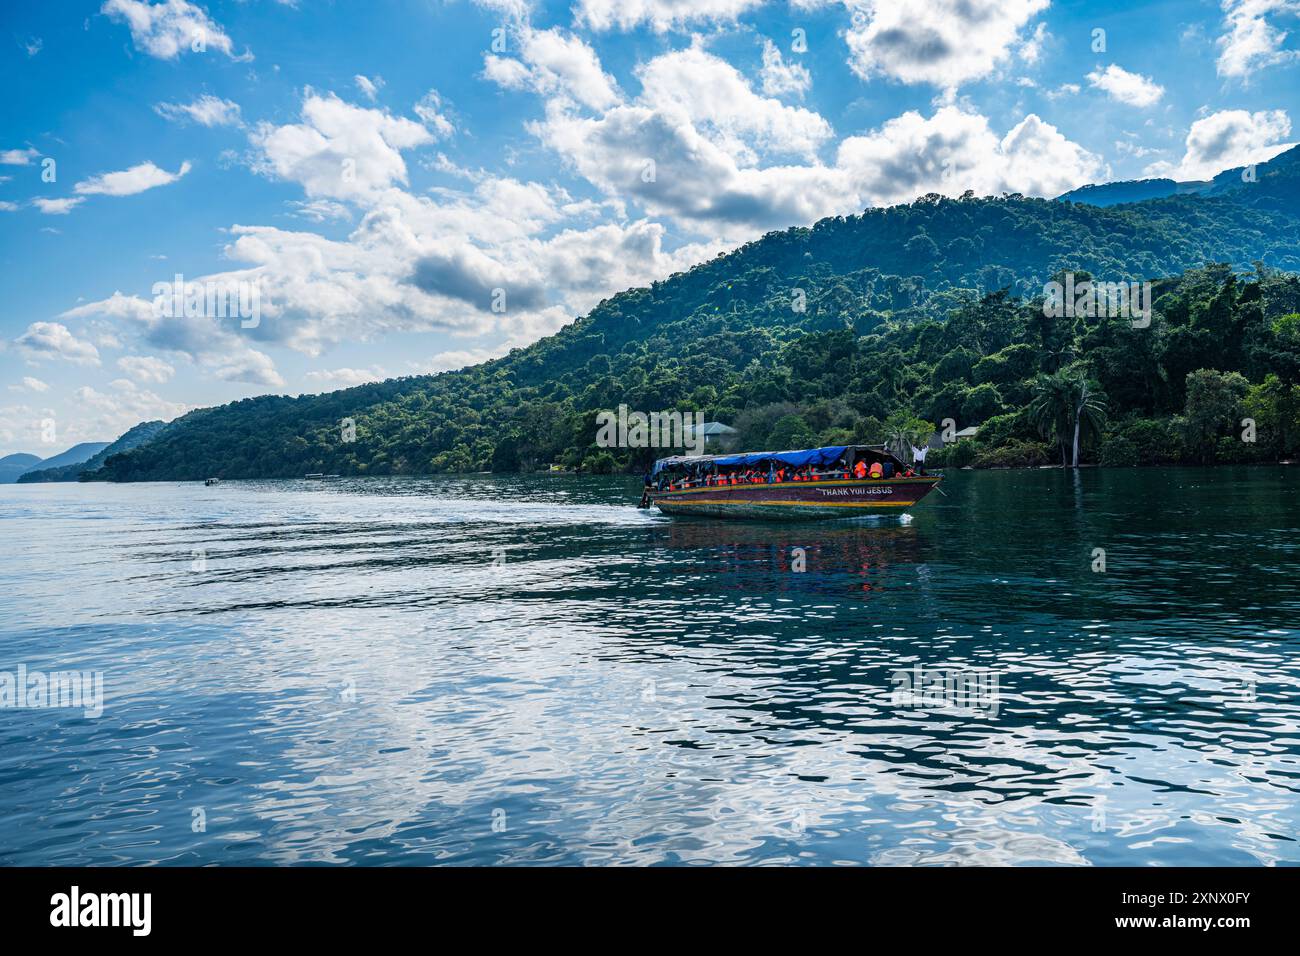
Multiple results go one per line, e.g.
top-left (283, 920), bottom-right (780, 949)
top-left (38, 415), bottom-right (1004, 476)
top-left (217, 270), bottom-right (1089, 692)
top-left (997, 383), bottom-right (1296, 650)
top-left (868, 461), bottom-right (884, 479)
top-left (853, 459), bottom-right (868, 479)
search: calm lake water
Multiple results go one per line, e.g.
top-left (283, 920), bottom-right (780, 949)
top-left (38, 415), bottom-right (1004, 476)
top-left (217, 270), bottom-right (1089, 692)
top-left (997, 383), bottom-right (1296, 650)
top-left (1, 467), bottom-right (1298, 866)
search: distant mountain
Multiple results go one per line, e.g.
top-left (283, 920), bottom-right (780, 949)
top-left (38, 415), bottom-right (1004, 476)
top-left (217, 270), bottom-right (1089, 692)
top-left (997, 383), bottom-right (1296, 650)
top-left (1057, 145), bottom-right (1298, 208)
top-left (1055, 178), bottom-right (1207, 207)
top-left (21, 442), bottom-right (109, 475)
top-left (18, 421), bottom-right (168, 482)
top-left (0, 453), bottom-right (44, 484)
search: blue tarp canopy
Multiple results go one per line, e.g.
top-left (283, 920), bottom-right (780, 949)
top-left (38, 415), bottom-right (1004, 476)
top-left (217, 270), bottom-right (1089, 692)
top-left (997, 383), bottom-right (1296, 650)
top-left (652, 445), bottom-right (849, 476)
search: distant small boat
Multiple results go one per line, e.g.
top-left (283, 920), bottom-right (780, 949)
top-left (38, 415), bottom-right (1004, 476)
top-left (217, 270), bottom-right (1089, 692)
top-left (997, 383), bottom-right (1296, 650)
top-left (641, 444), bottom-right (941, 520)
top-left (204, 477), bottom-right (221, 486)
top-left (304, 473), bottom-right (341, 480)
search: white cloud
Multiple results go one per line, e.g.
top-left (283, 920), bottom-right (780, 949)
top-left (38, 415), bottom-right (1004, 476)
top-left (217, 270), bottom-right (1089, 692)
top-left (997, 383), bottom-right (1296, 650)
top-left (112, 170), bottom-right (718, 359)
top-left (62, 293), bottom-right (284, 387)
top-left (1217, 0), bottom-right (1300, 78)
top-left (154, 95), bottom-right (242, 126)
top-left (88, 322), bottom-right (126, 350)
top-left (101, 0), bottom-right (247, 60)
top-left (484, 27), bottom-right (622, 111)
top-left (287, 199), bottom-right (353, 222)
top-left (573, 0), bottom-right (764, 32)
top-left (1086, 64), bottom-right (1165, 107)
top-left (843, 0), bottom-right (1051, 89)
top-left (58, 85), bottom-right (712, 368)
top-left (837, 108), bottom-right (1104, 205)
top-left (413, 348), bottom-right (506, 374)
top-left (0, 147), bottom-right (39, 165)
top-left (1144, 108), bottom-right (1294, 179)
top-left (355, 74), bottom-right (384, 103)
top-left (8, 377), bottom-right (50, 393)
top-left (72, 379), bottom-right (190, 439)
top-left (1046, 82), bottom-right (1081, 99)
top-left (536, 51), bottom-right (1100, 235)
top-left (33, 197), bottom-right (84, 215)
top-left (75, 160), bottom-right (192, 196)
top-left (634, 45), bottom-right (832, 163)
top-left (0, 201), bottom-right (18, 212)
top-left (117, 354), bottom-right (176, 383)
top-left (759, 38), bottom-right (812, 98)
top-left (15, 322), bottom-right (101, 366)
top-left (249, 91), bottom-right (434, 201)
top-left (303, 366), bottom-right (387, 388)
top-left (1115, 139), bottom-right (1160, 159)
top-left (59, 291), bottom-right (154, 322)
top-left (1018, 21), bottom-right (1049, 65)
top-left (413, 90), bottom-right (454, 138)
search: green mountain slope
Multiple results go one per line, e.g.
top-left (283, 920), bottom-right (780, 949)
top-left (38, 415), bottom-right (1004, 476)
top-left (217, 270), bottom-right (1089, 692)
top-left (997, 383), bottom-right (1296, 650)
top-left (18, 421), bottom-right (168, 483)
top-left (92, 147), bottom-right (1300, 481)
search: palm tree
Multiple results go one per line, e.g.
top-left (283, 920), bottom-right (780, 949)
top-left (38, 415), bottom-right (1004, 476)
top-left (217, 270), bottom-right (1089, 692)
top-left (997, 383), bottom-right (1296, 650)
top-left (1068, 378), bottom-right (1108, 468)
top-left (1029, 369), bottom-right (1108, 467)
top-left (1029, 372), bottom-right (1072, 465)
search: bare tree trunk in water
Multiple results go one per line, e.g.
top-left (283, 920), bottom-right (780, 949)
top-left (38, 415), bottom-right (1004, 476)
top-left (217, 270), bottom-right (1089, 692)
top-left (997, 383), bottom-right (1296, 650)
top-left (1071, 383), bottom-right (1089, 468)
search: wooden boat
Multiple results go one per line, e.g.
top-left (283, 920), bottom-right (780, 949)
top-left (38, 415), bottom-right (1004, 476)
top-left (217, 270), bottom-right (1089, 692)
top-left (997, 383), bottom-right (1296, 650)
top-left (640, 444), bottom-right (941, 520)
top-left (204, 477), bottom-right (221, 486)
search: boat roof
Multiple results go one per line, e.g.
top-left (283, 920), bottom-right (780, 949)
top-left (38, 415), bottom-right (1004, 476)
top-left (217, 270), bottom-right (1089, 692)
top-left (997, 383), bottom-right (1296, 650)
top-left (651, 444), bottom-right (903, 475)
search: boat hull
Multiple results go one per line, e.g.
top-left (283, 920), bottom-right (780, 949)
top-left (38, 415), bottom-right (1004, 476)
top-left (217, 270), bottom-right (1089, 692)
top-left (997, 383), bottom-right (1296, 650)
top-left (648, 476), bottom-right (941, 520)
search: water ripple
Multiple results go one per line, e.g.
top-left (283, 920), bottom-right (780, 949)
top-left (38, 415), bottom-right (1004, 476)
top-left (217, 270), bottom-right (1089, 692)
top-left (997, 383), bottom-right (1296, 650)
top-left (1, 468), bottom-right (1299, 865)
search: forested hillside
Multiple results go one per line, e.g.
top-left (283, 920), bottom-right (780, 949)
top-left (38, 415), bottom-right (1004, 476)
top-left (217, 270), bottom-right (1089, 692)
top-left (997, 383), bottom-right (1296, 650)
top-left (92, 147), bottom-right (1300, 481)
top-left (20, 420), bottom-right (167, 482)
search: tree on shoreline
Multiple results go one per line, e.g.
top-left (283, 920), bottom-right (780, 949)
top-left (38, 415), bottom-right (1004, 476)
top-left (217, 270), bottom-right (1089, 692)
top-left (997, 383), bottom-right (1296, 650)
top-left (1029, 369), bottom-right (1108, 468)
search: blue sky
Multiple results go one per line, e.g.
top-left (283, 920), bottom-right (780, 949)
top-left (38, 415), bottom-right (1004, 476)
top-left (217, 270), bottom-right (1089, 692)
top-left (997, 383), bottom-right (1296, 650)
top-left (2, 0), bottom-right (1298, 456)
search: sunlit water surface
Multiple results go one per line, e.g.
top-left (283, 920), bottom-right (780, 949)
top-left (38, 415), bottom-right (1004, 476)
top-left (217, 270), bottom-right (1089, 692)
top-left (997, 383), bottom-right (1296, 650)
top-left (2, 468), bottom-right (1299, 866)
